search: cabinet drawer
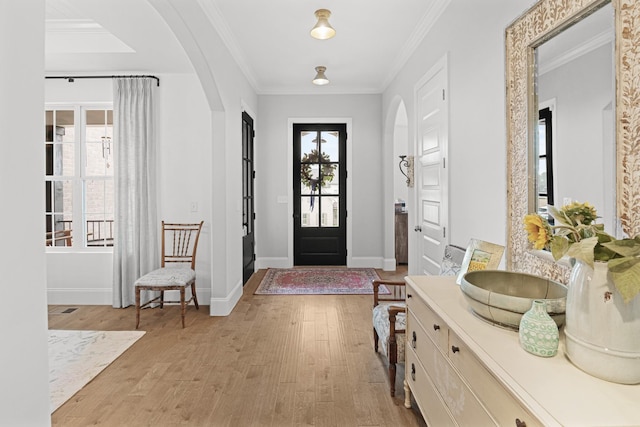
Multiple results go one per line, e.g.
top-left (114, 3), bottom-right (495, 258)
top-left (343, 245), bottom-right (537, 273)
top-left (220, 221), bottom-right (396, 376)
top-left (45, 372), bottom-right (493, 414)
top-left (408, 315), bottom-right (497, 426)
top-left (406, 347), bottom-right (456, 427)
top-left (448, 329), bottom-right (543, 427)
top-left (406, 285), bottom-right (448, 352)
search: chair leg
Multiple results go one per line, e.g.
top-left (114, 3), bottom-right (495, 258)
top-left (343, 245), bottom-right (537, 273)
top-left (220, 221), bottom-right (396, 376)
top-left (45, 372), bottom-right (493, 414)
top-left (191, 281), bottom-right (199, 310)
top-left (373, 328), bottom-right (379, 353)
top-left (135, 287), bottom-right (141, 329)
top-left (159, 290), bottom-right (165, 308)
top-left (180, 287), bottom-right (186, 328)
top-left (389, 336), bottom-right (397, 396)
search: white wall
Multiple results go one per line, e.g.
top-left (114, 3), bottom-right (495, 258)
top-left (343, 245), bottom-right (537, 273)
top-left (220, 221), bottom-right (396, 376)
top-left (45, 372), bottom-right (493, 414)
top-left (44, 74), bottom-right (213, 305)
top-left (0, 0), bottom-right (51, 424)
top-left (383, 0), bottom-right (535, 272)
top-left (255, 94), bottom-right (383, 267)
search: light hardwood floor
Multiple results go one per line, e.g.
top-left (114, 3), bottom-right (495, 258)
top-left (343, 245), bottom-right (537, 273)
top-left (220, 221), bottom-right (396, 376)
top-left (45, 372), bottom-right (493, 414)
top-left (49, 267), bottom-right (425, 427)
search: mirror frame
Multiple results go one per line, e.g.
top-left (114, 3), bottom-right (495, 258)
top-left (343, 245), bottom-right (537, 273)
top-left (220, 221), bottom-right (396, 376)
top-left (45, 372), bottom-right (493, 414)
top-left (506, 0), bottom-right (640, 282)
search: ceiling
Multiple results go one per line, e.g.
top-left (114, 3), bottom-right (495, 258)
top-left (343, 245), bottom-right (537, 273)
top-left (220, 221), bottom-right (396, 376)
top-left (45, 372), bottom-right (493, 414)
top-left (45, 0), bottom-right (447, 95)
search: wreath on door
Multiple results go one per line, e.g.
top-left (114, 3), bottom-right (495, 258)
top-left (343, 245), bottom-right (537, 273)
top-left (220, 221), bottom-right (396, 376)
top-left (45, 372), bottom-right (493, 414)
top-left (300, 149), bottom-right (337, 189)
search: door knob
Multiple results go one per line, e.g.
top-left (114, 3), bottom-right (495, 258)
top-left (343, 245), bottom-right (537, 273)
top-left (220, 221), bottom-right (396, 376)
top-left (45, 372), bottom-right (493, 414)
top-left (414, 225), bottom-right (422, 232)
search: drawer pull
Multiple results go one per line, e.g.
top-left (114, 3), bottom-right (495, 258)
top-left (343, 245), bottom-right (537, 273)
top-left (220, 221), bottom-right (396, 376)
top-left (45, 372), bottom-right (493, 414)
top-left (411, 363), bottom-right (416, 381)
top-left (412, 331), bottom-right (417, 348)
top-left (433, 324), bottom-right (440, 331)
top-left (515, 419), bottom-right (527, 427)
top-left (451, 345), bottom-right (460, 354)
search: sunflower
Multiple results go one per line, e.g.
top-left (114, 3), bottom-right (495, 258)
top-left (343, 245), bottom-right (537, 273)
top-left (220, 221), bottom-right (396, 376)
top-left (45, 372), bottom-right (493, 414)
top-left (523, 213), bottom-right (551, 250)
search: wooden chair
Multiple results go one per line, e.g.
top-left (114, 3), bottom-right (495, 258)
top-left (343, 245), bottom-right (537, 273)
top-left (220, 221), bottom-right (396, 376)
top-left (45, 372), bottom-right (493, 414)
top-left (135, 221), bottom-right (204, 329)
top-left (372, 244), bottom-right (467, 396)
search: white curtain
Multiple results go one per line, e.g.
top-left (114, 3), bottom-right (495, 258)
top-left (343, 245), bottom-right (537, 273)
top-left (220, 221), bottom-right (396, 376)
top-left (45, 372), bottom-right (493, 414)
top-left (112, 77), bottom-right (159, 308)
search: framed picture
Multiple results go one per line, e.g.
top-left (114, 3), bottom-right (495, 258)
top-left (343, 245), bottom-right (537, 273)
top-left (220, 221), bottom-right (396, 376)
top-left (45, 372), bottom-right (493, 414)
top-left (456, 239), bottom-right (505, 284)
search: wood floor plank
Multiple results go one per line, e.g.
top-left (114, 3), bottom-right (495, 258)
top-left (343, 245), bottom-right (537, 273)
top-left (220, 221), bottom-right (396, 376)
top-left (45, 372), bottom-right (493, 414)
top-left (50, 267), bottom-right (425, 427)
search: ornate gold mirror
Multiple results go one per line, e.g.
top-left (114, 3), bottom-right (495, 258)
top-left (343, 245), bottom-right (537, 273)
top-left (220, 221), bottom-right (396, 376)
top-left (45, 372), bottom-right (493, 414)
top-left (506, 0), bottom-right (640, 282)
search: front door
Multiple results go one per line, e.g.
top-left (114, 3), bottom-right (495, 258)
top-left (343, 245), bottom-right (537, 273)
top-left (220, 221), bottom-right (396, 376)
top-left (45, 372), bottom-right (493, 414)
top-left (293, 123), bottom-right (347, 265)
top-left (242, 111), bottom-right (255, 284)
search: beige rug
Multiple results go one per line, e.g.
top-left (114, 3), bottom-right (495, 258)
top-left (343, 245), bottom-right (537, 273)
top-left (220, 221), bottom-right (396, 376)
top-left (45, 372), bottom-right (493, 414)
top-left (49, 329), bottom-right (145, 413)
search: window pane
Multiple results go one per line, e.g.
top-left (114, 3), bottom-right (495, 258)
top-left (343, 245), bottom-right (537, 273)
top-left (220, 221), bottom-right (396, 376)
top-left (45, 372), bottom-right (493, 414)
top-left (538, 121), bottom-right (547, 156)
top-left (321, 196), bottom-right (339, 227)
top-left (85, 110), bottom-right (113, 177)
top-left (53, 110), bottom-right (75, 143)
top-left (301, 196), bottom-right (319, 227)
top-left (45, 143), bottom-right (74, 176)
top-left (300, 164), bottom-right (320, 195)
top-left (85, 214), bottom-right (114, 247)
top-left (538, 158), bottom-right (548, 194)
top-left (300, 131), bottom-right (317, 161)
top-left (320, 131), bottom-right (339, 162)
top-left (85, 141), bottom-right (112, 176)
top-left (45, 180), bottom-right (73, 246)
top-left (320, 163), bottom-right (339, 194)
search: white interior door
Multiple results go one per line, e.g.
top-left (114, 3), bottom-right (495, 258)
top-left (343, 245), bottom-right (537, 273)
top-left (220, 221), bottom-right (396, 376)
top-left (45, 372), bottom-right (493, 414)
top-left (415, 60), bottom-right (448, 275)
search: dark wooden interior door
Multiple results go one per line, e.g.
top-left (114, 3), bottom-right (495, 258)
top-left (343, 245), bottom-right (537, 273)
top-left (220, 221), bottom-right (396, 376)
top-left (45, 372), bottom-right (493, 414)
top-left (242, 111), bottom-right (255, 284)
top-left (293, 123), bottom-right (347, 265)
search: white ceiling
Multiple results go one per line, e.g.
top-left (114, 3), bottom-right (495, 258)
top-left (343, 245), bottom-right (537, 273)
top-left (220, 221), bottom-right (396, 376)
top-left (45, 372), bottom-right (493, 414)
top-left (45, 0), bottom-right (447, 95)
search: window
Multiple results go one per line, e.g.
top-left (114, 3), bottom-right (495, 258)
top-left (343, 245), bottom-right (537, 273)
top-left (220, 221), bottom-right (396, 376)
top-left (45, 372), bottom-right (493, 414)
top-left (45, 105), bottom-right (114, 248)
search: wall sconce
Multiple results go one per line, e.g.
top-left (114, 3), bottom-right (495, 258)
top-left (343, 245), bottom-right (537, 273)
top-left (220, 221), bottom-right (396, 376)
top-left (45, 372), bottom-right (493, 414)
top-left (310, 9), bottom-right (336, 40)
top-left (398, 155), bottom-right (414, 187)
top-left (312, 66), bottom-right (330, 85)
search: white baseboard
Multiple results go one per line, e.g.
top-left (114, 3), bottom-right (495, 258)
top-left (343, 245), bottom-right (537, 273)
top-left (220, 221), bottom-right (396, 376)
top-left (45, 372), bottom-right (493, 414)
top-left (382, 258), bottom-right (397, 271)
top-left (255, 257), bottom-right (292, 269)
top-left (209, 279), bottom-right (243, 316)
top-left (47, 288), bottom-right (112, 305)
top-left (349, 257), bottom-right (384, 269)
top-left (47, 287), bottom-right (212, 307)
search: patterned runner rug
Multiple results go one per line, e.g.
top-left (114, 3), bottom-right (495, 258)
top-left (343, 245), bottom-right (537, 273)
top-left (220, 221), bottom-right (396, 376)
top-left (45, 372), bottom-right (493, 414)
top-left (255, 267), bottom-right (388, 295)
top-left (49, 329), bottom-right (145, 413)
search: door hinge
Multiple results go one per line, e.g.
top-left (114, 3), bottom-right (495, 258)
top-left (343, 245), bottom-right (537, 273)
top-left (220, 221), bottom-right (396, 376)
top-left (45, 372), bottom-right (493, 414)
top-left (442, 157), bottom-right (446, 168)
top-left (442, 89), bottom-right (445, 100)
top-left (252, 170), bottom-right (256, 179)
top-left (443, 227), bottom-right (446, 238)
top-left (252, 130), bottom-right (255, 138)
top-left (253, 253), bottom-right (256, 261)
top-left (253, 212), bottom-right (256, 220)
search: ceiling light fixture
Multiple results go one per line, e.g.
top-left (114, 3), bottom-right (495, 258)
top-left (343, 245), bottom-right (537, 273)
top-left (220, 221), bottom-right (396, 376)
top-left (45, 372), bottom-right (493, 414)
top-left (312, 66), bottom-right (329, 85)
top-left (310, 9), bottom-right (336, 40)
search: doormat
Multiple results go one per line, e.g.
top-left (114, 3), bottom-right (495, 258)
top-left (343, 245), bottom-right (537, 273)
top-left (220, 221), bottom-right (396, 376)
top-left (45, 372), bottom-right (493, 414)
top-left (255, 267), bottom-right (388, 295)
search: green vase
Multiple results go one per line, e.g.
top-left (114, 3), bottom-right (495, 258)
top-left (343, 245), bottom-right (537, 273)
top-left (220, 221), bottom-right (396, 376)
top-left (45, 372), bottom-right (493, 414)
top-left (519, 300), bottom-right (559, 357)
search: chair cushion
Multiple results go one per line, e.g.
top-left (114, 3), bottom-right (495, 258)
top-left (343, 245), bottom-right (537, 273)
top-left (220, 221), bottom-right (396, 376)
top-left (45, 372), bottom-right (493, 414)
top-left (372, 302), bottom-right (406, 362)
top-left (135, 267), bottom-right (195, 287)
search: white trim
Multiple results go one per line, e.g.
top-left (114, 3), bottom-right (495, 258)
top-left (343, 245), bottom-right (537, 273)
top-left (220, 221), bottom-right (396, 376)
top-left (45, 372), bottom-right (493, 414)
top-left (287, 118), bottom-right (353, 267)
top-left (383, 258), bottom-right (397, 271)
top-left (209, 279), bottom-right (242, 316)
top-left (255, 257), bottom-right (291, 269)
top-left (349, 257), bottom-right (384, 269)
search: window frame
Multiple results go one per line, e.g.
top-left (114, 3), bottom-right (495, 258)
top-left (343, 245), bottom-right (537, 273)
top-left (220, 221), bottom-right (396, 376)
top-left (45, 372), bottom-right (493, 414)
top-left (45, 102), bottom-right (114, 252)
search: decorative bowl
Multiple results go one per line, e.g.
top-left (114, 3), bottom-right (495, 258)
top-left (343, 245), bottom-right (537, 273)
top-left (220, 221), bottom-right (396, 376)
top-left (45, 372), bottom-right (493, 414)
top-left (460, 270), bottom-right (568, 329)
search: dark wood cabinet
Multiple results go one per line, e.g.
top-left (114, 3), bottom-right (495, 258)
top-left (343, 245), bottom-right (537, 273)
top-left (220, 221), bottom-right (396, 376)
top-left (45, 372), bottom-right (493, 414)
top-left (395, 212), bottom-right (408, 264)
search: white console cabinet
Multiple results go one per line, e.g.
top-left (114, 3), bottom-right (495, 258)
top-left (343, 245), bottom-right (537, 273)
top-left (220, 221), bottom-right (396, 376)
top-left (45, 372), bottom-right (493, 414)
top-left (404, 275), bottom-right (640, 427)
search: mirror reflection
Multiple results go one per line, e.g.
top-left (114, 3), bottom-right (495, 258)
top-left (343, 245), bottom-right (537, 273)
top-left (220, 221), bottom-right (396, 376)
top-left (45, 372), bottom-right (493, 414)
top-left (534, 2), bottom-right (617, 235)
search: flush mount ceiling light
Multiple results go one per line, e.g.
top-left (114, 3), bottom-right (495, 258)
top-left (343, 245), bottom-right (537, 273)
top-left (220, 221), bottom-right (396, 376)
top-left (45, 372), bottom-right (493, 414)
top-left (310, 9), bottom-right (336, 40)
top-left (312, 66), bottom-right (329, 85)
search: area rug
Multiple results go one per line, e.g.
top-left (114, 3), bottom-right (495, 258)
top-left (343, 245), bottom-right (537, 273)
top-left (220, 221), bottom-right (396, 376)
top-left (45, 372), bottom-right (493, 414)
top-left (255, 267), bottom-right (388, 295)
top-left (49, 329), bottom-right (145, 413)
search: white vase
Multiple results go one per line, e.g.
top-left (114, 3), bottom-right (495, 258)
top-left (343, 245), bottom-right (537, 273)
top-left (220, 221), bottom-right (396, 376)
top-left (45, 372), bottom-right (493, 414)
top-left (564, 260), bottom-right (640, 384)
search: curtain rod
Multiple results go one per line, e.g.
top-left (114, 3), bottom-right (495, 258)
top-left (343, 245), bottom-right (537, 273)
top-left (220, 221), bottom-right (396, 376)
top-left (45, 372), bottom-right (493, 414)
top-left (45, 75), bottom-right (160, 87)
